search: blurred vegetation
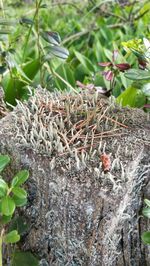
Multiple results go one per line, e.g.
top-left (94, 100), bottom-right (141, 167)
top-left (0, 0), bottom-right (149, 108)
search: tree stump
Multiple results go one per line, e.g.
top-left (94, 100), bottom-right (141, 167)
top-left (0, 89), bottom-right (150, 266)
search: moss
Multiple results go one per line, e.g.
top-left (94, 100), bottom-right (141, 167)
top-left (0, 89), bottom-right (149, 265)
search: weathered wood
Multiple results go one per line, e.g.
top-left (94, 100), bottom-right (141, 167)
top-left (0, 89), bottom-right (150, 265)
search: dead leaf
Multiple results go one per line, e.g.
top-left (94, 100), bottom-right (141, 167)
top-left (100, 153), bottom-right (111, 172)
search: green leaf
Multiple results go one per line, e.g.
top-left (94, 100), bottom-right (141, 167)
top-left (9, 216), bottom-right (29, 235)
top-left (12, 195), bottom-right (27, 207)
top-left (116, 86), bottom-right (146, 108)
top-left (104, 48), bottom-right (113, 61)
top-left (40, 4), bottom-right (47, 8)
top-left (45, 45), bottom-right (69, 60)
top-left (142, 208), bottom-right (150, 218)
top-left (3, 230), bottom-right (20, 244)
top-left (19, 17), bottom-right (34, 25)
top-left (1, 196), bottom-right (15, 216)
top-left (93, 37), bottom-right (105, 62)
top-left (12, 187), bottom-right (27, 199)
top-left (100, 26), bottom-right (112, 44)
top-left (74, 51), bottom-right (95, 74)
top-left (125, 69), bottom-right (150, 81)
top-left (0, 66), bottom-right (7, 74)
top-left (12, 251), bottom-right (39, 266)
top-left (139, 2), bottom-right (150, 16)
top-left (130, 49), bottom-right (145, 59)
top-left (141, 231), bottom-right (150, 245)
top-left (0, 155), bottom-right (10, 172)
top-left (54, 63), bottom-right (76, 90)
top-left (11, 170), bottom-right (29, 188)
top-left (0, 30), bottom-right (11, 34)
top-left (0, 19), bottom-right (16, 26)
top-left (144, 199), bottom-right (150, 208)
top-left (3, 59), bottom-right (40, 106)
top-left (0, 215), bottom-right (12, 224)
top-left (119, 72), bottom-right (128, 89)
top-left (74, 64), bottom-right (88, 81)
top-left (41, 31), bottom-right (61, 45)
top-left (0, 179), bottom-right (8, 197)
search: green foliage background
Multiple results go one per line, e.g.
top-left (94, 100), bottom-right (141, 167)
top-left (0, 0), bottom-right (150, 107)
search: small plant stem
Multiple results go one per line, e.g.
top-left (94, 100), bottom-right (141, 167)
top-left (0, 239), bottom-right (2, 266)
top-left (32, 29), bottom-right (78, 92)
top-left (0, 0), bottom-right (5, 18)
top-left (22, 0), bottom-right (42, 61)
top-left (7, 187), bottom-right (12, 196)
top-left (0, 238), bottom-right (2, 266)
top-left (112, 75), bottom-right (116, 91)
top-left (35, 0), bottom-right (42, 85)
top-left (0, 229), bottom-right (5, 266)
top-left (48, 62), bottom-right (78, 93)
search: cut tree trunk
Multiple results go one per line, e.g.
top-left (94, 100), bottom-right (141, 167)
top-left (0, 89), bottom-right (150, 266)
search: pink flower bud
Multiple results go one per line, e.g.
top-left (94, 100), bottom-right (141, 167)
top-left (102, 70), bottom-right (113, 81)
top-left (98, 62), bottom-right (113, 67)
top-left (115, 63), bottom-right (131, 71)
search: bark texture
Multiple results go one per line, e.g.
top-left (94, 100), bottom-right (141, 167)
top-left (0, 89), bottom-right (150, 266)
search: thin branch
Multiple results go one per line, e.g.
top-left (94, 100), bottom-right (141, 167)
top-left (62, 24), bottom-right (124, 45)
top-left (134, 9), bottom-right (150, 21)
top-left (102, 10), bottom-right (127, 22)
top-left (50, 1), bottom-right (83, 14)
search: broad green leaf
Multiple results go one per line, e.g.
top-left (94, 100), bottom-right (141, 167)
top-left (3, 59), bottom-right (40, 106)
top-left (12, 195), bottom-right (27, 207)
top-left (74, 51), bottom-right (95, 74)
top-left (94, 39), bottom-right (104, 62)
top-left (99, 24), bottom-right (113, 44)
top-left (144, 199), bottom-right (150, 207)
top-left (9, 216), bottom-right (29, 235)
top-left (103, 48), bottom-right (113, 61)
top-left (141, 232), bottom-right (150, 245)
top-left (0, 215), bottom-right (12, 224)
top-left (142, 208), bottom-right (150, 218)
top-left (94, 72), bottom-right (106, 87)
top-left (11, 170), bottom-right (29, 187)
top-left (0, 155), bottom-right (10, 172)
top-left (12, 251), bottom-right (39, 266)
top-left (54, 63), bottom-right (75, 90)
top-left (119, 72), bottom-right (128, 88)
top-left (45, 45), bottom-right (69, 60)
top-left (12, 187), bottom-right (27, 199)
top-left (125, 69), bottom-right (150, 81)
top-left (3, 230), bottom-right (20, 244)
top-left (116, 86), bottom-right (146, 107)
top-left (93, 34), bottom-right (106, 62)
top-left (74, 64), bottom-right (88, 81)
top-left (1, 196), bottom-right (15, 216)
top-left (0, 179), bottom-right (8, 197)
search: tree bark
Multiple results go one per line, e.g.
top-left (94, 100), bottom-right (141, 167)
top-left (0, 89), bottom-right (150, 265)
